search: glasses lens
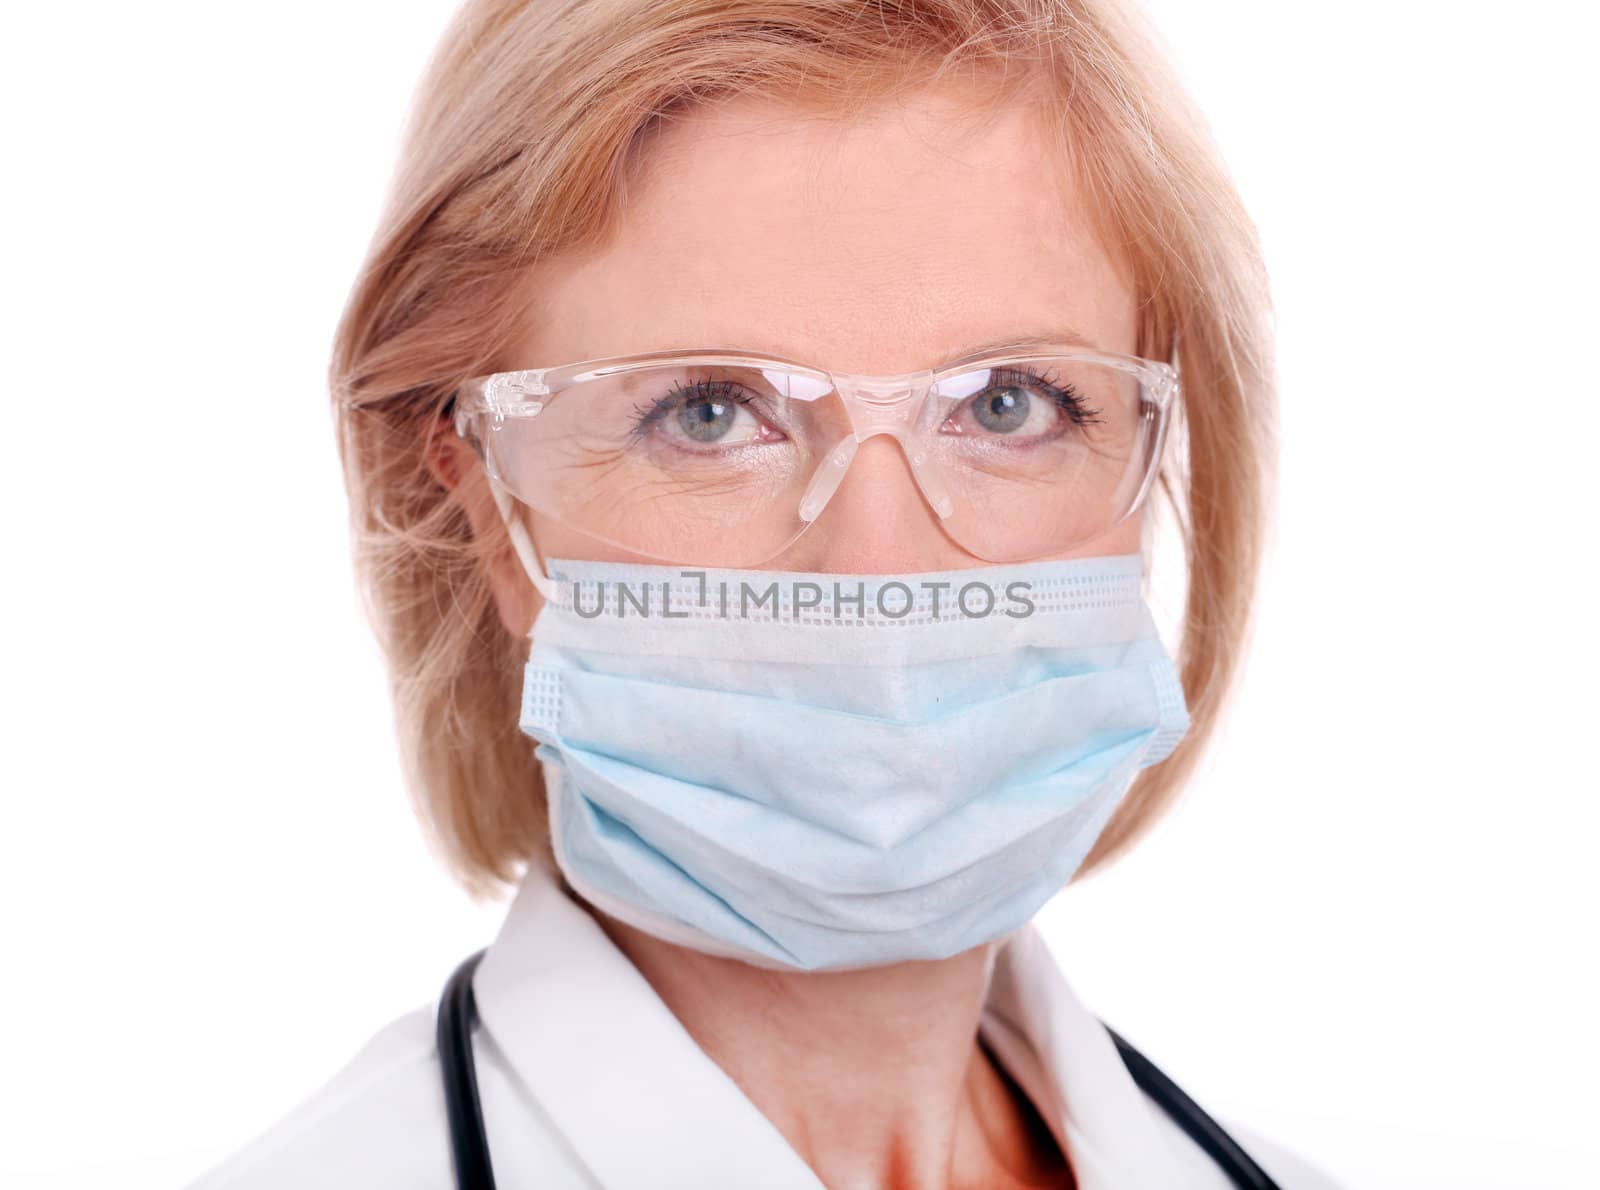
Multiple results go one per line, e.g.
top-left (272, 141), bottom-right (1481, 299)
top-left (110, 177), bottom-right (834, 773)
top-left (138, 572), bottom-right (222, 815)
top-left (481, 361), bottom-right (825, 566)
top-left (926, 357), bottom-right (1157, 561)
top-left (477, 356), bottom-right (1160, 565)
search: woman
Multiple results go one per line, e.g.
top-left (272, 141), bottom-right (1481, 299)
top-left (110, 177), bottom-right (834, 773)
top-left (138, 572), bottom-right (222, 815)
top-left (190, 1), bottom-right (1339, 1187)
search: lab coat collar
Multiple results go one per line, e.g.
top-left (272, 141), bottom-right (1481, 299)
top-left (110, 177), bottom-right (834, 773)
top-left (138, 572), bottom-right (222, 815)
top-left (979, 924), bottom-right (1202, 1188)
top-left (472, 866), bottom-right (1199, 1190)
top-left (473, 868), bottom-right (825, 1188)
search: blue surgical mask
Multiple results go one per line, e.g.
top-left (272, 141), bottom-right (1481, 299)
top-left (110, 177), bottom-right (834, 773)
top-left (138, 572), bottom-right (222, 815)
top-left (517, 553), bottom-right (1189, 972)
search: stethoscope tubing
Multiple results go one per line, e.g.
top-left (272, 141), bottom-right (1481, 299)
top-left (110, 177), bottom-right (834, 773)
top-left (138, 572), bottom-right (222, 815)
top-left (435, 948), bottom-right (1282, 1190)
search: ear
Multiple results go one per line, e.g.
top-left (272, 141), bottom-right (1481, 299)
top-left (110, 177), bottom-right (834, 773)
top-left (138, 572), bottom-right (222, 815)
top-left (422, 411), bottom-right (542, 638)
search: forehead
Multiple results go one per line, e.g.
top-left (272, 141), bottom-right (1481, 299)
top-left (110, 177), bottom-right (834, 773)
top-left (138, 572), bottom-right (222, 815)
top-left (515, 84), bottom-right (1136, 374)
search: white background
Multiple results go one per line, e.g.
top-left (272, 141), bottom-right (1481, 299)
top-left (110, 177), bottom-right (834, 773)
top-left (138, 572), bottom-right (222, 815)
top-left (3, 2), bottom-right (1595, 1187)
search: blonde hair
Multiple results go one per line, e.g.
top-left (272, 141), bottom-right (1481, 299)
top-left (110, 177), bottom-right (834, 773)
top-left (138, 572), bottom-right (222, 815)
top-left (330, 0), bottom-right (1276, 902)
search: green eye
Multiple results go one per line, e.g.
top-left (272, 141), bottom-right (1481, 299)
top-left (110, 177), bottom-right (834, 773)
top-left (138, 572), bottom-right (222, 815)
top-left (676, 393), bottom-right (740, 441)
top-left (628, 379), bottom-right (760, 445)
top-left (972, 386), bottom-right (1032, 434)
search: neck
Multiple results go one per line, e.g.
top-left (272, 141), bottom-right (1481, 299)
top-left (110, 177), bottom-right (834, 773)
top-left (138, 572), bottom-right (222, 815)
top-left (590, 908), bottom-right (1074, 1190)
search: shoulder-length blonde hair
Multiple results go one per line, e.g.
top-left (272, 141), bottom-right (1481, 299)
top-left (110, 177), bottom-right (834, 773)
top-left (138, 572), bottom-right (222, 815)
top-left (330, 0), bottom-right (1276, 902)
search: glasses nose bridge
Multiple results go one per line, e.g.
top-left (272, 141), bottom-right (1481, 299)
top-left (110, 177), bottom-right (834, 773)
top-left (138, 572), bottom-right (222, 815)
top-left (794, 367), bottom-right (955, 525)
top-left (830, 368), bottom-right (938, 442)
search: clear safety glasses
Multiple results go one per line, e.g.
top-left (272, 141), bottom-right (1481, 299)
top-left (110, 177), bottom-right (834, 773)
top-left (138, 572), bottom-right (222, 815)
top-left (452, 342), bottom-right (1179, 569)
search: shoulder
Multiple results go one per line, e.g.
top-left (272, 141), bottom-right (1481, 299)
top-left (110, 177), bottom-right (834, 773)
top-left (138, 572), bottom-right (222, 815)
top-left (1172, 1118), bottom-right (1346, 1190)
top-left (180, 1000), bottom-right (599, 1190)
top-left (1226, 1123), bottom-right (1346, 1190)
top-left (1142, 1094), bottom-right (1344, 1189)
top-left (181, 1003), bottom-right (451, 1190)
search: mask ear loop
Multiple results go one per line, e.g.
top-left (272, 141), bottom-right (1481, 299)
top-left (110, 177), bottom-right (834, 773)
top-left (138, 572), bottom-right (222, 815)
top-left (487, 479), bottom-right (556, 609)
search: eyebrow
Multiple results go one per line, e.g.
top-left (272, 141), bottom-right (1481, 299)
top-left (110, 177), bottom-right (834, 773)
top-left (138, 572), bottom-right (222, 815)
top-left (593, 327), bottom-right (1107, 374)
top-left (936, 329), bottom-right (1102, 367)
top-left (721, 328), bottom-right (1104, 373)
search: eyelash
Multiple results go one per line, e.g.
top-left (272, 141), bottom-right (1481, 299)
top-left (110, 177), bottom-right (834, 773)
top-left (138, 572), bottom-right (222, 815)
top-left (988, 366), bottom-right (1102, 429)
top-left (626, 378), bottom-right (754, 444)
top-left (624, 368), bottom-right (1102, 443)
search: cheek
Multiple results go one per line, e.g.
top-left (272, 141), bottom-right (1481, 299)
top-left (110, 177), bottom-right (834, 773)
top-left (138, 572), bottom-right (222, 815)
top-left (1103, 513), bottom-right (1144, 554)
top-left (1054, 512), bottom-right (1144, 562)
top-left (527, 508), bottom-right (652, 564)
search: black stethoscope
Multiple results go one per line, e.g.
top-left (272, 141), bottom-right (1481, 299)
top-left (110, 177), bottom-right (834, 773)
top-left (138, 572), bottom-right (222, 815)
top-left (437, 949), bottom-right (1283, 1190)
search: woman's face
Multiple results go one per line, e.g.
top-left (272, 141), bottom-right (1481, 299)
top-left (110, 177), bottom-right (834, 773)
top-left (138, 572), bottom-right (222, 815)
top-left (453, 83), bottom-right (1143, 634)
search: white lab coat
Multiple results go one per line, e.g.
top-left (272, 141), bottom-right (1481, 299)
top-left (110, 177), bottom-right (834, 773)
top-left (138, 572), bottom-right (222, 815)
top-left (184, 868), bottom-right (1342, 1189)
